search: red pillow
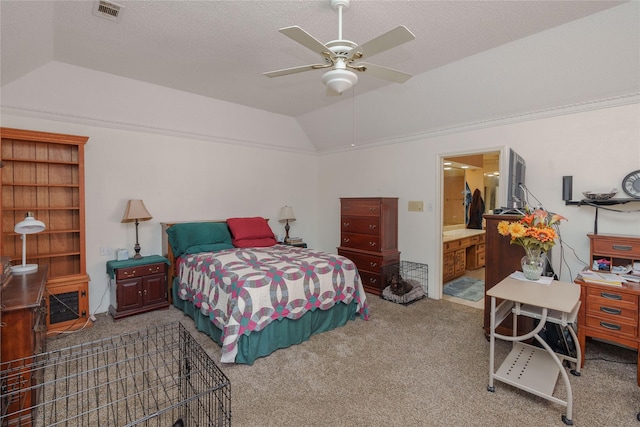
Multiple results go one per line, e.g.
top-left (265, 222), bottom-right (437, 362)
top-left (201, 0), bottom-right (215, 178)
top-left (227, 217), bottom-right (276, 245)
top-left (233, 237), bottom-right (277, 248)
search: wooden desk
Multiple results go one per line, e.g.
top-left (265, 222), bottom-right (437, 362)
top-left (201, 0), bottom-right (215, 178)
top-left (575, 277), bottom-right (640, 385)
top-left (575, 233), bottom-right (640, 386)
top-left (487, 276), bottom-right (581, 425)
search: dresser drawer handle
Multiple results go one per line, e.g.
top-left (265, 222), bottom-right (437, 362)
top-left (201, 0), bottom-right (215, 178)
top-left (369, 224), bottom-right (377, 230)
top-left (343, 222), bottom-right (350, 227)
top-left (369, 242), bottom-right (377, 247)
top-left (369, 207), bottom-right (376, 212)
top-left (600, 292), bottom-right (622, 300)
top-left (149, 267), bottom-right (160, 273)
top-left (343, 238), bottom-right (350, 243)
top-left (369, 262), bottom-right (378, 268)
top-left (599, 321), bottom-right (622, 330)
top-left (600, 306), bottom-right (622, 315)
top-left (369, 278), bottom-right (377, 284)
top-left (612, 245), bottom-right (632, 251)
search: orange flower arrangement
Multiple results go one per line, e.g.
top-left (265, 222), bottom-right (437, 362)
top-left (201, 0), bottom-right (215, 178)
top-left (497, 209), bottom-right (566, 256)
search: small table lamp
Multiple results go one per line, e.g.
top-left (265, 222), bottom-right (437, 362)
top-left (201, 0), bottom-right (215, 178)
top-left (279, 206), bottom-right (296, 242)
top-left (12, 212), bottom-right (46, 273)
top-left (121, 199), bottom-right (153, 259)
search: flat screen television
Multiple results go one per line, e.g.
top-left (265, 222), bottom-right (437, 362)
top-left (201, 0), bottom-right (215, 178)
top-left (507, 148), bottom-right (526, 208)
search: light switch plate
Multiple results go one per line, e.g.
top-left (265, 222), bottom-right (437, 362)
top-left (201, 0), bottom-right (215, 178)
top-left (408, 201), bottom-right (424, 212)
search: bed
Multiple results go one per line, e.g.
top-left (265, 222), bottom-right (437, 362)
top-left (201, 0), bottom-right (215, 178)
top-left (161, 218), bottom-right (369, 364)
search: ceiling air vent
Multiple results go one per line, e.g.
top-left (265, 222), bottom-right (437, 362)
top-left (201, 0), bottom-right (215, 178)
top-left (93, 0), bottom-right (124, 22)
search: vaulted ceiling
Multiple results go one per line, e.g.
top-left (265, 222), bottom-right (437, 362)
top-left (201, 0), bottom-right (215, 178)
top-left (1, 0), bottom-right (626, 119)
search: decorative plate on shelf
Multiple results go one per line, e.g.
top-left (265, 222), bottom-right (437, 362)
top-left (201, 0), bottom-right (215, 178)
top-left (582, 189), bottom-right (617, 200)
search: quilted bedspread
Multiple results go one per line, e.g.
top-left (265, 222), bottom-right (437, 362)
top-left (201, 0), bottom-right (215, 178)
top-left (176, 245), bottom-right (369, 363)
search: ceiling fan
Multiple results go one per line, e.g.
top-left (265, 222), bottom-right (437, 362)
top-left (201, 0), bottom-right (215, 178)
top-left (263, 0), bottom-right (415, 96)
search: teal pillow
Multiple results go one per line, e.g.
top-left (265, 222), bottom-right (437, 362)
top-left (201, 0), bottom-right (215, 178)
top-left (167, 222), bottom-right (232, 258)
top-left (185, 243), bottom-right (234, 254)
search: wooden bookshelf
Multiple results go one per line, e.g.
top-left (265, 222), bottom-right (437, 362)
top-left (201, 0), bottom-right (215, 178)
top-left (1, 128), bottom-right (90, 333)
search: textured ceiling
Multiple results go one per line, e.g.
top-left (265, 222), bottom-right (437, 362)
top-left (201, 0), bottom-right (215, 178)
top-left (0, 0), bottom-right (626, 117)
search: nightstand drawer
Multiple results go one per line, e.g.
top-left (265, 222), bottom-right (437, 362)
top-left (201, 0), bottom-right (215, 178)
top-left (116, 262), bottom-right (167, 280)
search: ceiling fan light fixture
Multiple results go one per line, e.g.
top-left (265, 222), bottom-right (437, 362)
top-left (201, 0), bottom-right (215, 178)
top-left (322, 68), bottom-right (358, 94)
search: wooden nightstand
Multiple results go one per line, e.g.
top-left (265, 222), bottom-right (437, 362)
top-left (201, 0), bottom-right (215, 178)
top-left (107, 255), bottom-right (170, 320)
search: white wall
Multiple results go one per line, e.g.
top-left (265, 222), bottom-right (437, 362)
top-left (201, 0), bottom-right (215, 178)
top-left (2, 114), bottom-right (319, 315)
top-left (317, 103), bottom-right (640, 298)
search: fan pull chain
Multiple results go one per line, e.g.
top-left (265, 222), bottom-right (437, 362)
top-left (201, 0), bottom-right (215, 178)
top-left (337, 4), bottom-right (343, 40)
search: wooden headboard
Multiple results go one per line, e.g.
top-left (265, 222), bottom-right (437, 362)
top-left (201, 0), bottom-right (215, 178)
top-left (160, 220), bottom-right (227, 303)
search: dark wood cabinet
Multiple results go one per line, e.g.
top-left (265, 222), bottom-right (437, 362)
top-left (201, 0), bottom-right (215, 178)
top-left (108, 257), bottom-right (169, 320)
top-left (483, 214), bottom-right (526, 335)
top-left (0, 266), bottom-right (48, 426)
top-left (338, 198), bottom-right (400, 295)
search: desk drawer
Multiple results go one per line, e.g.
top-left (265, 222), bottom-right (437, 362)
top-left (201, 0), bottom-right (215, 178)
top-left (586, 315), bottom-right (637, 339)
top-left (587, 299), bottom-right (637, 323)
top-left (116, 262), bottom-right (167, 280)
top-left (591, 236), bottom-right (640, 258)
top-left (586, 287), bottom-right (637, 321)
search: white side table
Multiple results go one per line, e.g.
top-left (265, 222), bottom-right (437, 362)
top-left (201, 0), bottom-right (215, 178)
top-left (487, 276), bottom-right (581, 425)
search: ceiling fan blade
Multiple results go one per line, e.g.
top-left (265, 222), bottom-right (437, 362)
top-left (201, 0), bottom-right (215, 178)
top-left (279, 26), bottom-right (331, 56)
top-left (263, 63), bottom-right (328, 78)
top-left (355, 62), bottom-right (412, 83)
top-left (350, 25), bottom-right (415, 60)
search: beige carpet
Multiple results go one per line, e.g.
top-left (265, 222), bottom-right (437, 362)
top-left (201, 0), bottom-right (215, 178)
top-left (47, 296), bottom-right (639, 426)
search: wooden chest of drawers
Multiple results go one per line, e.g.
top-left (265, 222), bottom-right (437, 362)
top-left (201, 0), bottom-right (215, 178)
top-left (576, 233), bottom-right (640, 385)
top-left (337, 198), bottom-right (400, 295)
top-left (1, 267), bottom-right (48, 426)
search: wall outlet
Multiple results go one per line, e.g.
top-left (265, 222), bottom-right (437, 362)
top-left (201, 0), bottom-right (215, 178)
top-left (99, 246), bottom-right (112, 256)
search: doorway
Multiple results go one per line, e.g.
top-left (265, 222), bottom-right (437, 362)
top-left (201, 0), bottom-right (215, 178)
top-left (439, 150), bottom-right (502, 309)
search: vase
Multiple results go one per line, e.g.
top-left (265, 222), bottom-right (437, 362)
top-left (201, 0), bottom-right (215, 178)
top-left (521, 249), bottom-right (545, 281)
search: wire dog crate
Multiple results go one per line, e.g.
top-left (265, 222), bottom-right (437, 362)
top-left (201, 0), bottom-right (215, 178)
top-left (1, 322), bottom-right (231, 426)
top-left (382, 261), bottom-right (429, 305)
